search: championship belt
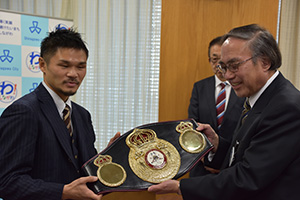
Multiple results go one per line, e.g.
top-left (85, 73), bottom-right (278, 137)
top-left (81, 119), bottom-right (213, 194)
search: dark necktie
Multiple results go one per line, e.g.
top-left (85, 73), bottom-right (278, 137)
top-left (216, 83), bottom-right (226, 129)
top-left (229, 98), bottom-right (251, 166)
top-left (241, 98), bottom-right (251, 125)
top-left (63, 104), bottom-right (72, 137)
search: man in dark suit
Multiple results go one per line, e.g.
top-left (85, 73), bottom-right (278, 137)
top-left (188, 36), bottom-right (245, 175)
top-left (0, 29), bottom-right (107, 200)
top-left (148, 24), bottom-right (300, 199)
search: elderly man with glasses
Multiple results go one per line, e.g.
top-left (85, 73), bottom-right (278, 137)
top-left (148, 24), bottom-right (300, 200)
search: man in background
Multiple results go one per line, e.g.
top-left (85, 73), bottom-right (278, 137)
top-left (0, 29), bottom-right (109, 200)
top-left (188, 36), bottom-right (244, 175)
top-left (149, 24), bottom-right (300, 199)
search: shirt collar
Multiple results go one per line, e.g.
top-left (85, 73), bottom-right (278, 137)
top-left (214, 75), bottom-right (229, 87)
top-left (42, 81), bottom-right (72, 118)
top-left (248, 70), bottom-right (279, 108)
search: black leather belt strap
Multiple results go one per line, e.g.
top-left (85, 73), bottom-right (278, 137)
top-left (81, 119), bottom-right (213, 194)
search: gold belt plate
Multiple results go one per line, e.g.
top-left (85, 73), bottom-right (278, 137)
top-left (126, 128), bottom-right (180, 183)
top-left (94, 155), bottom-right (127, 187)
top-left (176, 121), bottom-right (206, 153)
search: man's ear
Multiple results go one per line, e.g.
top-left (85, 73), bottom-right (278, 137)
top-left (39, 57), bottom-right (46, 73)
top-left (260, 57), bottom-right (271, 71)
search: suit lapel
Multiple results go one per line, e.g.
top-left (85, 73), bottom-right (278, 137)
top-left (71, 104), bottom-right (97, 165)
top-left (234, 73), bottom-right (283, 140)
top-left (207, 77), bottom-right (217, 128)
top-left (71, 105), bottom-right (88, 162)
top-left (36, 84), bottom-right (78, 169)
top-left (224, 73), bottom-right (285, 167)
top-left (225, 89), bottom-right (239, 114)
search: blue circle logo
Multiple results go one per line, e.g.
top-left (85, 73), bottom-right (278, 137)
top-left (26, 51), bottom-right (40, 73)
top-left (0, 80), bottom-right (18, 103)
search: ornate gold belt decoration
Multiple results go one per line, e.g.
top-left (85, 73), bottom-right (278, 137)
top-left (176, 121), bottom-right (206, 153)
top-left (94, 155), bottom-right (127, 187)
top-left (126, 128), bottom-right (180, 183)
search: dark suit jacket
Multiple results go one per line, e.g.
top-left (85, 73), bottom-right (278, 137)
top-left (188, 76), bottom-right (244, 173)
top-left (181, 72), bottom-right (300, 200)
top-left (0, 84), bottom-right (97, 200)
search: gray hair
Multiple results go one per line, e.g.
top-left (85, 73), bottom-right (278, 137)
top-left (221, 24), bottom-right (281, 70)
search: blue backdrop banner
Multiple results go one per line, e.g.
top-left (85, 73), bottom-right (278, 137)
top-left (0, 9), bottom-right (73, 115)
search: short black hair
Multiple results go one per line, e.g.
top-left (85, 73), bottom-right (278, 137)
top-left (208, 36), bottom-right (223, 57)
top-left (40, 28), bottom-right (89, 63)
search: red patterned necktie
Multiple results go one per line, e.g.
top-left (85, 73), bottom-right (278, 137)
top-left (216, 83), bottom-right (226, 129)
top-left (63, 104), bottom-right (72, 137)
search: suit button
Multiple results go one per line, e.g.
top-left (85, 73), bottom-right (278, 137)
top-left (75, 155), bottom-right (78, 159)
top-left (77, 170), bottom-right (80, 174)
top-left (72, 139), bottom-right (75, 143)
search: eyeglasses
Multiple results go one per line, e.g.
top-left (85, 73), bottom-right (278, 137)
top-left (217, 56), bottom-right (255, 74)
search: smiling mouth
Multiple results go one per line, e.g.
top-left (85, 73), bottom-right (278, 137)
top-left (230, 82), bottom-right (240, 86)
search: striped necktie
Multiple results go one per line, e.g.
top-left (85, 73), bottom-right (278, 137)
top-left (63, 104), bottom-right (72, 137)
top-left (241, 98), bottom-right (251, 125)
top-left (216, 82), bottom-right (226, 129)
